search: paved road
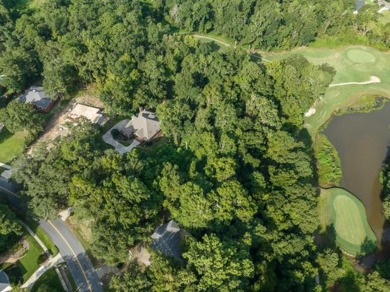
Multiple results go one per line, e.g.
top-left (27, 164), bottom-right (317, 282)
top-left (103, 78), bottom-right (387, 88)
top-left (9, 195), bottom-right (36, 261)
top-left (0, 179), bottom-right (102, 292)
top-left (40, 220), bottom-right (102, 292)
top-left (0, 178), bottom-right (25, 210)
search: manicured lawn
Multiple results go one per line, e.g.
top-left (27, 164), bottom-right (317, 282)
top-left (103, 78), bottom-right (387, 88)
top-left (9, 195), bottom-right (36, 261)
top-left (35, 227), bottom-right (59, 256)
top-left (261, 46), bottom-right (390, 137)
top-left (0, 130), bottom-right (28, 163)
top-left (320, 188), bottom-right (377, 256)
top-left (18, 234), bottom-right (44, 282)
top-left (2, 233), bottom-right (44, 285)
top-left (25, 219), bottom-right (59, 256)
top-left (31, 268), bottom-right (65, 292)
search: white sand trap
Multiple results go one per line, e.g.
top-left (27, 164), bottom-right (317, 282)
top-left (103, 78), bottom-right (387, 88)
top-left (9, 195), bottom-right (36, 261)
top-left (329, 76), bottom-right (381, 87)
top-left (304, 108), bottom-right (316, 117)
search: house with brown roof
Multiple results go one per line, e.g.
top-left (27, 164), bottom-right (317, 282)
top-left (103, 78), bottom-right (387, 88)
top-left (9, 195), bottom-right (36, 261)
top-left (123, 110), bottom-right (161, 141)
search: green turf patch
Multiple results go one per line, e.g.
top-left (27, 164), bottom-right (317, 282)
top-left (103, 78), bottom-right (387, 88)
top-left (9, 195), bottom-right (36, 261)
top-left (346, 49), bottom-right (376, 63)
top-left (320, 188), bottom-right (377, 256)
top-left (18, 234), bottom-right (44, 282)
top-left (25, 219), bottom-right (59, 256)
top-left (262, 46), bottom-right (390, 137)
top-left (31, 268), bottom-right (65, 292)
top-left (0, 130), bottom-right (28, 163)
top-left (3, 233), bottom-right (45, 285)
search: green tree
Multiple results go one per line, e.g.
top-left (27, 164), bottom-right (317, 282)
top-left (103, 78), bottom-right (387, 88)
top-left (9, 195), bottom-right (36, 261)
top-left (0, 100), bottom-right (44, 138)
top-left (184, 234), bottom-right (254, 291)
top-left (0, 203), bottom-right (23, 252)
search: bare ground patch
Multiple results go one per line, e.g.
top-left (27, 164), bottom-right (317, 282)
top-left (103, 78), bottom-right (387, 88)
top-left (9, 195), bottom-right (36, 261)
top-left (28, 87), bottom-right (105, 153)
top-left (0, 239), bottom-right (29, 264)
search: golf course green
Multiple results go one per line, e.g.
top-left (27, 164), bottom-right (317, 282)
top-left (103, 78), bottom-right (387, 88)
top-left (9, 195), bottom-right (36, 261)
top-left (262, 46), bottom-right (390, 137)
top-left (320, 188), bottom-right (377, 256)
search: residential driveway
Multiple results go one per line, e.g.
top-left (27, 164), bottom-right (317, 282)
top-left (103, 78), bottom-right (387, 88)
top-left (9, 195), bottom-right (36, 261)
top-left (102, 120), bottom-right (140, 155)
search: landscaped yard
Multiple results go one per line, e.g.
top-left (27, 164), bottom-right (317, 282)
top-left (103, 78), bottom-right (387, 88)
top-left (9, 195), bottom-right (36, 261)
top-left (18, 234), bottom-right (44, 282)
top-left (1, 233), bottom-right (44, 285)
top-left (31, 268), bottom-right (65, 292)
top-left (320, 188), bottom-right (377, 256)
top-left (0, 129), bottom-right (28, 163)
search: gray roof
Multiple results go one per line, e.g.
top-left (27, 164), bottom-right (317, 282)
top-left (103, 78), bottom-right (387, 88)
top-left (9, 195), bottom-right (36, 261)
top-left (151, 220), bottom-right (183, 260)
top-left (0, 270), bottom-right (10, 291)
top-left (20, 86), bottom-right (53, 110)
top-left (356, 0), bottom-right (365, 10)
top-left (126, 110), bottom-right (161, 141)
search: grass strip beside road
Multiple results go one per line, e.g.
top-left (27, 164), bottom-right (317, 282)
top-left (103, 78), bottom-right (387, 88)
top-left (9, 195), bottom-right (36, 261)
top-left (35, 227), bottom-right (59, 256)
top-left (25, 219), bottom-right (59, 256)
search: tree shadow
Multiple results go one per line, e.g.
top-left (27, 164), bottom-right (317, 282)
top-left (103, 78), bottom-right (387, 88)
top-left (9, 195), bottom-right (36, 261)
top-left (355, 237), bottom-right (378, 271)
top-left (5, 263), bottom-right (25, 285)
top-left (316, 224), bottom-right (338, 252)
top-left (0, 129), bottom-right (12, 143)
top-left (248, 52), bottom-right (264, 63)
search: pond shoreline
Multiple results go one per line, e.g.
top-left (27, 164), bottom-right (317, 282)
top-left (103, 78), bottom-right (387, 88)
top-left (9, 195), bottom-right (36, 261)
top-left (321, 99), bottom-right (390, 264)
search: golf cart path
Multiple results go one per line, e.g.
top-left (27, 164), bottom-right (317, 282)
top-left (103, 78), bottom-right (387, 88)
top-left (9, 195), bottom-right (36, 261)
top-left (193, 34), bottom-right (231, 47)
top-left (329, 76), bottom-right (381, 87)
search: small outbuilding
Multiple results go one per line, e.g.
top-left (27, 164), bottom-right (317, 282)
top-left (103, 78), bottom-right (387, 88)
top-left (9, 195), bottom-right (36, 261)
top-left (67, 104), bottom-right (106, 125)
top-left (0, 270), bottom-right (11, 292)
top-left (20, 86), bottom-right (55, 112)
top-left (151, 220), bottom-right (183, 260)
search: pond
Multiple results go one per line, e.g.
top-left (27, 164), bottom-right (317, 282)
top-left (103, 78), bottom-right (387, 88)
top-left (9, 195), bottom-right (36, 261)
top-left (323, 101), bottom-right (390, 259)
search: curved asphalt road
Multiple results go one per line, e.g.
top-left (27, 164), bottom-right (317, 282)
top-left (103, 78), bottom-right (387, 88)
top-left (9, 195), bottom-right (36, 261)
top-left (0, 179), bottom-right (102, 292)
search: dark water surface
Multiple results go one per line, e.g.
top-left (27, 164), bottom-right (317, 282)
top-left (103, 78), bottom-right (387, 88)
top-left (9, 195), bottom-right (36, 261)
top-left (323, 101), bottom-right (390, 259)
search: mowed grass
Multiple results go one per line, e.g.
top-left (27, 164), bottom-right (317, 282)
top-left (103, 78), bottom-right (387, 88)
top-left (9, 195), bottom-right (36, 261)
top-left (18, 234), bottom-right (44, 282)
top-left (4, 233), bottom-right (45, 284)
top-left (320, 188), bottom-right (377, 256)
top-left (262, 46), bottom-right (390, 137)
top-left (25, 219), bottom-right (59, 256)
top-left (0, 130), bottom-right (28, 163)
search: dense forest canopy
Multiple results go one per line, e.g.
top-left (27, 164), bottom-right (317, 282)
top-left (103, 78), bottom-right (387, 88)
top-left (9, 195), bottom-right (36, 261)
top-left (0, 0), bottom-right (390, 290)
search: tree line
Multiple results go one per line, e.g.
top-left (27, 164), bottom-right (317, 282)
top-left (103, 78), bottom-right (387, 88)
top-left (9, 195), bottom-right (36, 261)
top-left (162, 0), bottom-right (390, 50)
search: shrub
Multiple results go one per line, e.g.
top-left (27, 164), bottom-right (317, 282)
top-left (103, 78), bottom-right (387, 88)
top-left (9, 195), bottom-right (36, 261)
top-left (37, 253), bottom-right (49, 265)
top-left (314, 134), bottom-right (342, 187)
top-left (111, 128), bottom-right (121, 139)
